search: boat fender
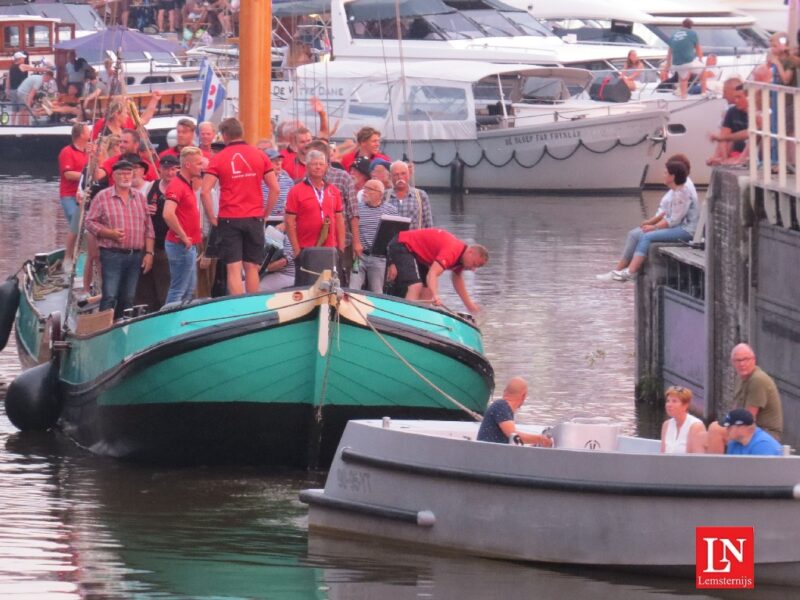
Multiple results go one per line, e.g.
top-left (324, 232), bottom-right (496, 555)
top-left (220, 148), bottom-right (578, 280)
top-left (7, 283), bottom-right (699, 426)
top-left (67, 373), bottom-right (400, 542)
top-left (0, 275), bottom-right (20, 351)
top-left (449, 158), bottom-right (464, 193)
top-left (4, 360), bottom-right (63, 431)
top-left (47, 311), bottom-right (62, 354)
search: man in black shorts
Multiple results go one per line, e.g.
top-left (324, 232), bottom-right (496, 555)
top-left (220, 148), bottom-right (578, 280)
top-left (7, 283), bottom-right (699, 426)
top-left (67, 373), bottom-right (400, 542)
top-left (158, 0), bottom-right (178, 35)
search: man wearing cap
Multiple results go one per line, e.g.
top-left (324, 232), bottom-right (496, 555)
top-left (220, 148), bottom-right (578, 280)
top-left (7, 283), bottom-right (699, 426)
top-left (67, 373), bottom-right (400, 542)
top-left (5, 52), bottom-right (42, 124)
top-left (478, 377), bottom-right (553, 446)
top-left (369, 157), bottom-right (393, 192)
top-left (262, 148), bottom-right (293, 216)
top-left (385, 228), bottom-right (488, 314)
top-left (200, 117), bottom-right (280, 295)
top-left (86, 160), bottom-right (155, 320)
top-left (135, 154), bottom-right (180, 311)
top-left (16, 69), bottom-right (56, 123)
top-left (387, 160), bottom-right (433, 230)
top-left (722, 409), bottom-right (782, 456)
top-left (348, 155), bottom-right (371, 193)
top-left (706, 343), bottom-right (784, 453)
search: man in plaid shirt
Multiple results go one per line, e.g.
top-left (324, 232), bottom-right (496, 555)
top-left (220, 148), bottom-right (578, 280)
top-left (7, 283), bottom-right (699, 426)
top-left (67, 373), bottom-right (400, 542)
top-left (86, 160), bottom-right (155, 319)
top-left (386, 161), bottom-right (433, 230)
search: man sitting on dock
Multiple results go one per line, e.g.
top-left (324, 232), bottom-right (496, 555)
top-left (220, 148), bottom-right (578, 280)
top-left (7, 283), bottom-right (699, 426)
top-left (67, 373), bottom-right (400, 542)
top-left (477, 377), bottom-right (553, 447)
top-left (706, 343), bottom-right (784, 453)
top-left (385, 228), bottom-right (487, 315)
top-left (721, 409), bottom-right (782, 456)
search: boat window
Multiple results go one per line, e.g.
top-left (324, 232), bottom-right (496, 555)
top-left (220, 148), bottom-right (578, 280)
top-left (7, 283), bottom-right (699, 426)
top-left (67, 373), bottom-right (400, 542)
top-left (500, 12), bottom-right (552, 37)
top-left (56, 25), bottom-right (75, 43)
top-left (650, 25), bottom-right (769, 54)
top-left (4, 25), bottom-right (21, 49)
top-left (141, 76), bottom-right (175, 84)
top-left (399, 85), bottom-right (468, 121)
top-left (347, 85), bottom-right (390, 118)
top-left (544, 18), bottom-right (660, 47)
top-left (425, 12), bottom-right (485, 40)
top-left (26, 25), bottom-right (51, 48)
top-left (460, 10), bottom-right (515, 37)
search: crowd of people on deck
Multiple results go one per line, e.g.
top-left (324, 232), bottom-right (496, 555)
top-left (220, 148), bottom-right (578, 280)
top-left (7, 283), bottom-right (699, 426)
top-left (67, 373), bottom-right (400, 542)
top-left (56, 95), bottom-right (489, 326)
top-left (88, 0), bottom-right (236, 38)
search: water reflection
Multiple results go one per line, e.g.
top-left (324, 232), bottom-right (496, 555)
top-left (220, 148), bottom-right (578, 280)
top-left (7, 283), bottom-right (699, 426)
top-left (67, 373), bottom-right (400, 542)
top-left (0, 163), bottom-right (685, 597)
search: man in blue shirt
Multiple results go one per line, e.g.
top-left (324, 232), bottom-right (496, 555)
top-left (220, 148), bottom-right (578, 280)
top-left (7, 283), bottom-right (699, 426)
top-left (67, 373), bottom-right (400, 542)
top-left (662, 18), bottom-right (704, 99)
top-left (477, 377), bottom-right (553, 446)
top-left (723, 408), bottom-right (782, 456)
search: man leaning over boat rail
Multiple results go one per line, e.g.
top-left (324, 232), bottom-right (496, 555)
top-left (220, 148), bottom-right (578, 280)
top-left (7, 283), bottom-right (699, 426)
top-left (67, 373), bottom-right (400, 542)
top-left (385, 228), bottom-right (487, 315)
top-left (477, 377), bottom-right (553, 447)
top-left (85, 160), bottom-right (155, 320)
top-left (706, 343), bottom-right (784, 453)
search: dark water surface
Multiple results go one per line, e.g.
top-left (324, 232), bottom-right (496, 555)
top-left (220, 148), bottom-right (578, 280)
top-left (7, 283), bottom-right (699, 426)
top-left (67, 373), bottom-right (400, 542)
top-left (1, 163), bottom-right (726, 597)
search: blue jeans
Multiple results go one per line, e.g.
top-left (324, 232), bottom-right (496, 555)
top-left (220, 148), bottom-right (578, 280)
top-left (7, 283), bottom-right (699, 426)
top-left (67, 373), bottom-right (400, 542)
top-left (164, 241), bottom-right (197, 305)
top-left (99, 248), bottom-right (143, 319)
top-left (60, 196), bottom-right (80, 234)
top-left (349, 254), bottom-right (387, 293)
top-left (621, 226), bottom-right (645, 263)
top-left (634, 227), bottom-right (692, 257)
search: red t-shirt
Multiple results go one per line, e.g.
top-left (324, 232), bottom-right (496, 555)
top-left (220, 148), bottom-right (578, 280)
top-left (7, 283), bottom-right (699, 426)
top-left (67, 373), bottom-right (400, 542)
top-left (285, 179), bottom-right (343, 249)
top-left (164, 173), bottom-right (202, 245)
top-left (91, 116), bottom-right (137, 140)
top-left (398, 228), bottom-right (466, 271)
top-left (282, 153), bottom-right (307, 182)
top-left (206, 141), bottom-right (274, 219)
top-left (340, 150), bottom-right (391, 173)
top-left (58, 143), bottom-right (88, 197)
top-left (101, 153), bottom-right (158, 185)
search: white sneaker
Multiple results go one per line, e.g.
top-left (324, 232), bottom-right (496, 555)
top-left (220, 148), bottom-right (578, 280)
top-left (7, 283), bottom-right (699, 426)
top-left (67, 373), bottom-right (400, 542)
top-left (612, 268), bottom-right (633, 282)
top-left (595, 271), bottom-right (616, 282)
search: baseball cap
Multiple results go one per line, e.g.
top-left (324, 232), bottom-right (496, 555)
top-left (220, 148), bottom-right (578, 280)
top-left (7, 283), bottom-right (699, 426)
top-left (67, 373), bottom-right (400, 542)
top-left (13, 51), bottom-right (26, 60)
top-left (370, 157), bottom-right (391, 172)
top-left (350, 155), bottom-right (371, 177)
top-left (121, 153), bottom-right (149, 173)
top-left (721, 408), bottom-right (754, 427)
top-left (112, 159), bottom-right (135, 172)
top-left (265, 148), bottom-right (281, 160)
top-left (159, 154), bottom-right (180, 167)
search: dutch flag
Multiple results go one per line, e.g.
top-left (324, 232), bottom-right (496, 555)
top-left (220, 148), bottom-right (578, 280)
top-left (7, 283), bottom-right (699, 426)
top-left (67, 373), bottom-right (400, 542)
top-left (197, 60), bottom-right (226, 126)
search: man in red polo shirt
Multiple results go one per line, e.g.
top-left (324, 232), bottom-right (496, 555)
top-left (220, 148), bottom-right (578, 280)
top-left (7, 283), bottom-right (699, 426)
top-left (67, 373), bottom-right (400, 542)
top-left (281, 126), bottom-right (313, 182)
top-left (96, 128), bottom-right (158, 185)
top-left (340, 126), bottom-right (391, 173)
top-left (159, 118), bottom-right (213, 162)
top-left (386, 228), bottom-right (488, 314)
top-left (200, 117), bottom-right (280, 295)
top-left (285, 149), bottom-right (345, 258)
top-left (163, 146), bottom-right (204, 306)
top-left (58, 122), bottom-right (91, 271)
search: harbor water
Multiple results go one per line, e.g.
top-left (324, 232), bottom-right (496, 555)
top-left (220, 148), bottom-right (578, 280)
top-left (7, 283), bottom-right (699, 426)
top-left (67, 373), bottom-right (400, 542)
top-left (1, 162), bottom-right (720, 598)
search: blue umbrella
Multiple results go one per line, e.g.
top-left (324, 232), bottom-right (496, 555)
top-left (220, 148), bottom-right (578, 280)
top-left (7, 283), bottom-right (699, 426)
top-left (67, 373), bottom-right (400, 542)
top-left (55, 26), bottom-right (184, 63)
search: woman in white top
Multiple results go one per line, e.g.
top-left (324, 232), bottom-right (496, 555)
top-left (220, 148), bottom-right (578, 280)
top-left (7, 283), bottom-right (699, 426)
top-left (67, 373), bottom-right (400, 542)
top-left (660, 386), bottom-right (706, 454)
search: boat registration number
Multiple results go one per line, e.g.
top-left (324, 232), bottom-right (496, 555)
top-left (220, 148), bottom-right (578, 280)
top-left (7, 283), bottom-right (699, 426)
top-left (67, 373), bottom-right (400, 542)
top-left (336, 468), bottom-right (372, 494)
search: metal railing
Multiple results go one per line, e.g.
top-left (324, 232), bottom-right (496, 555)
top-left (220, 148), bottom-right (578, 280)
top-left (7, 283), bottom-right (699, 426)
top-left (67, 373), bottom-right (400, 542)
top-left (746, 80), bottom-right (800, 229)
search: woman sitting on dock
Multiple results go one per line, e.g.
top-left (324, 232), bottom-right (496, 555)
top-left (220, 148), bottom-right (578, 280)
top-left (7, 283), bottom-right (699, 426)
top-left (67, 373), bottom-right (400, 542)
top-left (660, 386), bottom-right (706, 454)
top-left (597, 156), bottom-right (699, 282)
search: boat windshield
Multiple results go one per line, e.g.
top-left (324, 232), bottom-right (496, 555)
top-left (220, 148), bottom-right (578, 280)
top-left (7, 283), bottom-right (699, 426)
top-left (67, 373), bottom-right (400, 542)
top-left (500, 11), bottom-right (553, 37)
top-left (425, 12), bottom-right (486, 39)
top-left (460, 10), bottom-right (516, 37)
top-left (650, 25), bottom-right (770, 55)
top-left (543, 18), bottom-right (665, 49)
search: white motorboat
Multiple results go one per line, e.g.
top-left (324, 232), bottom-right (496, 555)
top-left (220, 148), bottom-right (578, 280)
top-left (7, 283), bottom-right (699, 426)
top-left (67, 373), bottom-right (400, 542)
top-left (301, 418), bottom-right (800, 583)
top-left (282, 60), bottom-right (667, 193)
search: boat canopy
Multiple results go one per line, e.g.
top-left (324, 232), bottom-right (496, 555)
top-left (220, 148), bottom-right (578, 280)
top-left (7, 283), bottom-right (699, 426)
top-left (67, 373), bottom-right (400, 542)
top-left (282, 60), bottom-right (593, 141)
top-left (272, 0), bottom-right (331, 18)
top-left (55, 25), bottom-right (184, 63)
top-left (345, 0), bottom-right (455, 21)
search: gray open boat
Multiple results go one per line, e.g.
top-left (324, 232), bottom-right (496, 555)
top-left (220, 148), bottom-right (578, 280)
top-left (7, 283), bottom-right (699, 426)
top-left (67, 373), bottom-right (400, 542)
top-left (301, 419), bottom-right (800, 584)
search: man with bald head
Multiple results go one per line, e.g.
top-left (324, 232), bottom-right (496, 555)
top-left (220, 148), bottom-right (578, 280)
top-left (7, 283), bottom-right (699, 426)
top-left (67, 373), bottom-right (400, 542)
top-left (706, 343), bottom-right (783, 453)
top-left (476, 377), bottom-right (553, 446)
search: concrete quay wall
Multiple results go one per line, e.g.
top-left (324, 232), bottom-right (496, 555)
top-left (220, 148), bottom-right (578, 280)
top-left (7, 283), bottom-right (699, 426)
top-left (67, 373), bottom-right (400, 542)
top-left (636, 167), bottom-right (800, 448)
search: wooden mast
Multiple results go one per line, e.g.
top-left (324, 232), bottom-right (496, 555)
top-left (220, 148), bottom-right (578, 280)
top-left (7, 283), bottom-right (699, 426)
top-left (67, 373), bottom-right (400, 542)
top-left (239, 0), bottom-right (272, 143)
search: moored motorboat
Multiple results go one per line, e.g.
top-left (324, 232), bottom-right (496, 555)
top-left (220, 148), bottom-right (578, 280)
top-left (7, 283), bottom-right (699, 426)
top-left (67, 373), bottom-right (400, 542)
top-left (301, 418), bottom-right (800, 582)
top-left (2, 250), bottom-right (492, 467)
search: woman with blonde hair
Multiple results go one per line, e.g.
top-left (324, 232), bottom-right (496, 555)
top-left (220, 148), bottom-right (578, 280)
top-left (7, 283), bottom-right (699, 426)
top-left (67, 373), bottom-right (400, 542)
top-left (621, 49), bottom-right (645, 90)
top-left (660, 386), bottom-right (706, 454)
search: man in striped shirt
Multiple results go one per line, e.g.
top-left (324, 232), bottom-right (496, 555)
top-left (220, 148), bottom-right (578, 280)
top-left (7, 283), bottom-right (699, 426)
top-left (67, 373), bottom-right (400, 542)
top-left (350, 179), bottom-right (397, 292)
top-left (86, 160), bottom-right (155, 319)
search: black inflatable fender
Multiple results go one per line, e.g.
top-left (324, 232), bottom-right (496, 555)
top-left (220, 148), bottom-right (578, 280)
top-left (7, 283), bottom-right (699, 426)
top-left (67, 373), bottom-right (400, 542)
top-left (0, 275), bottom-right (20, 352)
top-left (4, 360), bottom-right (63, 431)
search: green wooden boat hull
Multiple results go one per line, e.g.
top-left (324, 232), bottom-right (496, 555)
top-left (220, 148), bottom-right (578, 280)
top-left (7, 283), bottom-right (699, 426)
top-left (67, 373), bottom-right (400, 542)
top-left (14, 255), bottom-right (493, 467)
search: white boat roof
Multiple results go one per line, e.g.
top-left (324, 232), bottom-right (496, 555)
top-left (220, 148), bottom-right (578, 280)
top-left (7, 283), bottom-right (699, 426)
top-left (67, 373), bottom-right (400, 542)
top-left (637, 0), bottom-right (757, 26)
top-left (294, 59), bottom-right (592, 84)
top-left (508, 0), bottom-right (653, 23)
top-left (0, 14), bottom-right (63, 24)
